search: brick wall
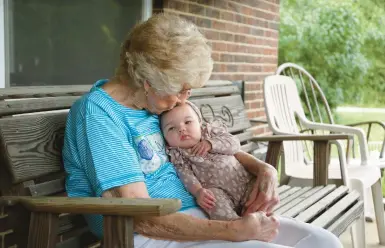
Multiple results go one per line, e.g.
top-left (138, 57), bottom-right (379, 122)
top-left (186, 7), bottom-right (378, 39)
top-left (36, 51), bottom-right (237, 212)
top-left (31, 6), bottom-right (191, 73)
top-left (155, 0), bottom-right (280, 135)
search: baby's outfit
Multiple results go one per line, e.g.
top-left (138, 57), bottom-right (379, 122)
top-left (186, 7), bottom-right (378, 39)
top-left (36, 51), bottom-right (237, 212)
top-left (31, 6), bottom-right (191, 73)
top-left (167, 120), bottom-right (255, 220)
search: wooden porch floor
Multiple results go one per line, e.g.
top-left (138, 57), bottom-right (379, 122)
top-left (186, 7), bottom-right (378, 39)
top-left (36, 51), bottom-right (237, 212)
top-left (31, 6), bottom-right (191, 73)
top-left (340, 212), bottom-right (385, 247)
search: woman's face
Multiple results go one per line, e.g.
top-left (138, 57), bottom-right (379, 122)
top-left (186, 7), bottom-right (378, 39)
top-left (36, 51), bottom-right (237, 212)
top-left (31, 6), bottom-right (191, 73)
top-left (145, 83), bottom-right (192, 115)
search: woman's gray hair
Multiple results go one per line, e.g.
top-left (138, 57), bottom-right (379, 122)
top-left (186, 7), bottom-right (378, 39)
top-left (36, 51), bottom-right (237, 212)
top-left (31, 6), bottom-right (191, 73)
top-left (115, 14), bottom-right (213, 95)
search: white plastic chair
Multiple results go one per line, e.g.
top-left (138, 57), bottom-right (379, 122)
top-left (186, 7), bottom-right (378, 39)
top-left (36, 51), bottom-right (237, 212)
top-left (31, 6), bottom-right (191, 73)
top-left (276, 63), bottom-right (385, 166)
top-left (264, 75), bottom-right (385, 247)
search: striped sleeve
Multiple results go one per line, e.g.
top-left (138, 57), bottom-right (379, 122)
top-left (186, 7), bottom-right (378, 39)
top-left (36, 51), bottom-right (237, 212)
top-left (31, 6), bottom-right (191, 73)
top-left (82, 114), bottom-right (145, 196)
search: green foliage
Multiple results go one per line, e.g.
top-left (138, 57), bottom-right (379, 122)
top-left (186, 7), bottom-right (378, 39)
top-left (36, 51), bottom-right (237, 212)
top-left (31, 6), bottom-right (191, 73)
top-left (279, 0), bottom-right (385, 108)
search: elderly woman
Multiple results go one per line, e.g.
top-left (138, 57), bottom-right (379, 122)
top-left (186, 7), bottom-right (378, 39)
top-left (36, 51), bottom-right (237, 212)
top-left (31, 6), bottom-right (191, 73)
top-left (63, 14), bottom-right (342, 248)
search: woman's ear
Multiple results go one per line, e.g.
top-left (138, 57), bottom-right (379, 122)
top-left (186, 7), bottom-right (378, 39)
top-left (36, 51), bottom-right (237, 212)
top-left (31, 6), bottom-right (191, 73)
top-left (144, 80), bottom-right (151, 93)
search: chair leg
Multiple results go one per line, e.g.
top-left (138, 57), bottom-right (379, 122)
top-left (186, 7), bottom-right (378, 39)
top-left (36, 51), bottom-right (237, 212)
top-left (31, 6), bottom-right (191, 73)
top-left (372, 179), bottom-right (385, 245)
top-left (350, 213), bottom-right (366, 248)
top-left (28, 212), bottom-right (59, 248)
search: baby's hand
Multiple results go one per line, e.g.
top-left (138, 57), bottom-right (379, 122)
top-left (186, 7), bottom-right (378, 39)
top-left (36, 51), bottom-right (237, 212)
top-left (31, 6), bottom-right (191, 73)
top-left (196, 188), bottom-right (216, 212)
top-left (192, 140), bottom-right (212, 156)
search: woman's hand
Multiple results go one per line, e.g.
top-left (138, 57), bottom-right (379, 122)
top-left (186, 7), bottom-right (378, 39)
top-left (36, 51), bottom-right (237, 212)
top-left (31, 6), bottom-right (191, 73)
top-left (234, 211), bottom-right (279, 242)
top-left (196, 188), bottom-right (216, 211)
top-left (192, 140), bottom-right (212, 156)
top-left (242, 167), bottom-right (279, 216)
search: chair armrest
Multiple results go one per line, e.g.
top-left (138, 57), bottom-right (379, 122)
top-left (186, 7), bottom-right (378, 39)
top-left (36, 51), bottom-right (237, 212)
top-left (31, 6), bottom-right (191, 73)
top-left (0, 196), bottom-right (181, 217)
top-left (301, 120), bottom-right (370, 164)
top-left (346, 120), bottom-right (385, 159)
top-left (347, 120), bottom-right (385, 129)
top-left (250, 134), bottom-right (351, 142)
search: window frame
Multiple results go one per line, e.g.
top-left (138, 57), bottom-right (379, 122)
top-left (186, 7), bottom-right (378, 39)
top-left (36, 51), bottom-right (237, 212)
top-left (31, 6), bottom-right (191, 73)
top-left (0, 0), bottom-right (153, 88)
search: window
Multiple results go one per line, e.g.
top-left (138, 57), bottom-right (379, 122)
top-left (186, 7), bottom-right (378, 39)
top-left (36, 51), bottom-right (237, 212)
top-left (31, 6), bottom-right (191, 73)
top-left (1, 0), bottom-right (152, 88)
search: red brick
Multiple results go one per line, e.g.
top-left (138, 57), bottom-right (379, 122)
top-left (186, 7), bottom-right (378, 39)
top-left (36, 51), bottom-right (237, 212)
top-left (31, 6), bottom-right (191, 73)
top-left (197, 0), bottom-right (214, 5)
top-left (240, 64), bottom-right (263, 72)
top-left (235, 44), bottom-right (247, 53)
top-left (245, 36), bottom-right (257, 45)
top-left (209, 74), bottom-right (222, 80)
top-left (247, 101), bottom-right (262, 109)
top-left (256, 110), bottom-right (266, 117)
top-left (225, 22), bottom-right (238, 33)
top-left (212, 20), bottom-right (226, 30)
top-left (226, 64), bottom-right (238, 72)
top-left (247, 111), bottom-right (257, 119)
top-left (221, 54), bottom-right (235, 62)
top-left (262, 65), bottom-right (277, 72)
top-left (241, 6), bottom-right (253, 16)
top-left (205, 7), bottom-right (220, 19)
top-left (243, 75), bottom-right (260, 81)
top-left (264, 38), bottom-right (279, 47)
top-left (235, 13), bottom-right (244, 23)
top-left (212, 42), bottom-right (227, 52)
top-left (179, 14), bottom-right (196, 24)
top-left (263, 48), bottom-right (278, 56)
top-left (196, 17), bottom-right (212, 28)
top-left (213, 63), bottom-right (227, 72)
top-left (203, 29), bottom-right (219, 40)
top-left (227, 1), bottom-right (242, 12)
top-left (268, 22), bottom-right (279, 30)
top-left (253, 127), bottom-right (267, 135)
top-left (226, 43), bottom-right (237, 52)
top-left (211, 53), bottom-right (220, 61)
top-left (188, 3), bottom-right (205, 15)
top-left (213, 0), bottom-right (228, 9)
top-left (245, 92), bottom-right (263, 101)
top-left (245, 82), bottom-right (262, 91)
top-left (250, 28), bottom-right (264, 36)
top-left (234, 34), bottom-right (247, 43)
top-left (221, 11), bottom-right (234, 22)
top-left (263, 56), bottom-right (279, 64)
top-left (239, 25), bottom-right (251, 34)
top-left (254, 38), bottom-right (265, 46)
top-left (210, 74), bottom-right (233, 81)
top-left (219, 32), bottom-right (234, 42)
top-left (233, 54), bottom-right (257, 63)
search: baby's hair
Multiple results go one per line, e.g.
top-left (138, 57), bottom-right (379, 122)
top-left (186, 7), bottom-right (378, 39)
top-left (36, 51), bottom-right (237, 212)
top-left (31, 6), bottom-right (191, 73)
top-left (160, 101), bottom-right (202, 130)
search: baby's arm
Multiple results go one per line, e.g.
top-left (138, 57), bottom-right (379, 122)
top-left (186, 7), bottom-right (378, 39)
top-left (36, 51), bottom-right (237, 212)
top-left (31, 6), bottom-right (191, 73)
top-left (173, 158), bottom-right (202, 196)
top-left (205, 121), bottom-right (241, 155)
top-left (171, 155), bottom-right (216, 210)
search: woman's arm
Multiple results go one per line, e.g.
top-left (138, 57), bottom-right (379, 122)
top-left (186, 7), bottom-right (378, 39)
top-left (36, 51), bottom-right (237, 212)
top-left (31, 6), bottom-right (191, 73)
top-left (234, 151), bottom-right (279, 215)
top-left (102, 182), bottom-right (278, 242)
top-left (234, 151), bottom-right (276, 176)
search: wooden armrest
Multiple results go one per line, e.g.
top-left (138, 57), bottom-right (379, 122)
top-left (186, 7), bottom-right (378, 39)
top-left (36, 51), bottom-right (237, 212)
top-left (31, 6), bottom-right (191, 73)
top-left (0, 196), bottom-right (181, 216)
top-left (253, 134), bottom-right (351, 187)
top-left (250, 134), bottom-right (351, 142)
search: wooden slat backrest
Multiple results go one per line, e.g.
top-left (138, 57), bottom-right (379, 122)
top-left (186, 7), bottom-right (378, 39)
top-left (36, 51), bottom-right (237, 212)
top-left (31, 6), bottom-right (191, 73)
top-left (0, 82), bottom-right (239, 117)
top-left (0, 112), bottom-right (66, 184)
top-left (0, 81), bottom-right (249, 187)
top-left (190, 95), bottom-right (251, 133)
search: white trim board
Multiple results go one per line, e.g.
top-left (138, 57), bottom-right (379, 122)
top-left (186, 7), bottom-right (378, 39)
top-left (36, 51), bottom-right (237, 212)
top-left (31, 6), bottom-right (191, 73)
top-left (0, 0), bottom-right (5, 88)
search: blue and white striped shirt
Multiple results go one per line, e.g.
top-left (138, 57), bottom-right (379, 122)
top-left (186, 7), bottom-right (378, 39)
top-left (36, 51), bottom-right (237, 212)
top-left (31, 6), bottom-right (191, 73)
top-left (62, 79), bottom-right (197, 238)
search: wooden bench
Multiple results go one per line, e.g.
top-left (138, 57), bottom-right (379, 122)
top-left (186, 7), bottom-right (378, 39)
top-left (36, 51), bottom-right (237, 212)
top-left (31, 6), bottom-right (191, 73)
top-left (0, 81), bottom-right (363, 248)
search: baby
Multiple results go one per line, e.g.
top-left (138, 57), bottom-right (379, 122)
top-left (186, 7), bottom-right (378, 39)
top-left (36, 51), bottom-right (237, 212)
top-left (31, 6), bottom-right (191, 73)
top-left (161, 101), bottom-right (256, 221)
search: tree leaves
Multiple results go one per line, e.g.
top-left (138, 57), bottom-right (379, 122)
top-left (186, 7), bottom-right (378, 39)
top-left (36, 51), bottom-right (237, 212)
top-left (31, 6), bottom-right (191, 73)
top-left (279, 0), bottom-right (385, 107)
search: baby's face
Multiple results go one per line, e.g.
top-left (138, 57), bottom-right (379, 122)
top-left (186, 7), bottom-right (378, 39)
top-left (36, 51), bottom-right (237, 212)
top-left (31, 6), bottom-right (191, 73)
top-left (161, 104), bottom-right (202, 148)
